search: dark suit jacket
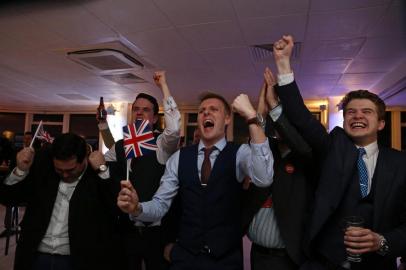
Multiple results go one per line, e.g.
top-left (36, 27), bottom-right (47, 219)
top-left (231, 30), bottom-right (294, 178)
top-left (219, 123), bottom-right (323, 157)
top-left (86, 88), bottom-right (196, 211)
top-left (0, 149), bottom-right (121, 270)
top-left (242, 113), bottom-right (315, 265)
top-left (277, 81), bottom-right (406, 269)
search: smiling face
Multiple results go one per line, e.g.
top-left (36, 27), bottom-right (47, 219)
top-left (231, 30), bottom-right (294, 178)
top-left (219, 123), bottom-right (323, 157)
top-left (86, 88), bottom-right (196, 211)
top-left (343, 98), bottom-right (385, 146)
top-left (197, 98), bottom-right (230, 148)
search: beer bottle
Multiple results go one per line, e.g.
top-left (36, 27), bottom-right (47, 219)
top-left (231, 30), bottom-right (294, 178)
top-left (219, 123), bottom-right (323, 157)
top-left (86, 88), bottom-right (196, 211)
top-left (97, 97), bottom-right (107, 121)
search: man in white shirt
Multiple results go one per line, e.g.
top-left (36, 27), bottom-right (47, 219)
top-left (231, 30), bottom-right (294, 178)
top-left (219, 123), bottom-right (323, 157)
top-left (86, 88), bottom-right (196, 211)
top-left (0, 133), bottom-right (120, 270)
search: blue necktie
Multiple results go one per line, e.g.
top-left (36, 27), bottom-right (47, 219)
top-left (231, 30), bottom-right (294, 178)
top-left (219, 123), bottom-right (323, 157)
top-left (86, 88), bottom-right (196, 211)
top-left (357, 148), bottom-right (368, 198)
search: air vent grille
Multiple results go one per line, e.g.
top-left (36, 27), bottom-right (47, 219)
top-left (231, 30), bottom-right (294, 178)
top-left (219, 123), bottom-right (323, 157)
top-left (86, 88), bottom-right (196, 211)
top-left (101, 73), bottom-right (147, 85)
top-left (57, 94), bottom-right (91, 101)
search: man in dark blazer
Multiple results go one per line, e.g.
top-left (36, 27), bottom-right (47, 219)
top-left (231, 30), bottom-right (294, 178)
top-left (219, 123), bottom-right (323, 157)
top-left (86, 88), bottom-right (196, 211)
top-left (0, 133), bottom-right (120, 270)
top-left (271, 35), bottom-right (406, 270)
top-left (242, 68), bottom-right (314, 270)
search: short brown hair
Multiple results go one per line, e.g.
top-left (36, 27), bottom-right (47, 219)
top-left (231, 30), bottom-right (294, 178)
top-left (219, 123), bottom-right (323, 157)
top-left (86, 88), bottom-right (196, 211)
top-left (198, 92), bottom-right (231, 115)
top-left (341, 90), bottom-right (386, 120)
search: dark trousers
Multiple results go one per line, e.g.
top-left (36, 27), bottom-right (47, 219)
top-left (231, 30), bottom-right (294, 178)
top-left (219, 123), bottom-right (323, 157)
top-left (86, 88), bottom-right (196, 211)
top-left (169, 244), bottom-right (242, 270)
top-left (251, 243), bottom-right (298, 270)
top-left (123, 225), bottom-right (168, 270)
top-left (31, 253), bottom-right (73, 270)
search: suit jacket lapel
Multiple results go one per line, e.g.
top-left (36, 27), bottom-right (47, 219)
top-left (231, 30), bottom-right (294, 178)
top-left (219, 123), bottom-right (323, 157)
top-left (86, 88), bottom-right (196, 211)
top-left (372, 147), bottom-right (395, 228)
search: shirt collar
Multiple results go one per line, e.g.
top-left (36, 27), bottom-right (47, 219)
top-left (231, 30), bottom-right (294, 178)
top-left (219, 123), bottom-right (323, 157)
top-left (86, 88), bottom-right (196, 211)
top-left (356, 141), bottom-right (378, 158)
top-left (198, 137), bottom-right (227, 152)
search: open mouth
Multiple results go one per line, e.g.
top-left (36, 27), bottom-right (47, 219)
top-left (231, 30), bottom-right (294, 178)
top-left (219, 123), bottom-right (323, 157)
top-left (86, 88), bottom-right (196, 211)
top-left (203, 119), bottom-right (214, 128)
top-left (351, 122), bottom-right (366, 129)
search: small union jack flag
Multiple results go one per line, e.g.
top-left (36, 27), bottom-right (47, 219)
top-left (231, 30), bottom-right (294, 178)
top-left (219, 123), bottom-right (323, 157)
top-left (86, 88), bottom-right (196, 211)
top-left (37, 124), bottom-right (54, 143)
top-left (123, 119), bottom-right (158, 159)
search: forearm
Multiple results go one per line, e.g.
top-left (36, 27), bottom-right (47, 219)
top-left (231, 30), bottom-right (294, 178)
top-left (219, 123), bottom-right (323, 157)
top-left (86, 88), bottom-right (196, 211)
top-left (237, 142), bottom-right (274, 187)
top-left (157, 97), bottom-right (181, 164)
top-left (98, 122), bottom-right (115, 149)
top-left (276, 81), bottom-right (329, 153)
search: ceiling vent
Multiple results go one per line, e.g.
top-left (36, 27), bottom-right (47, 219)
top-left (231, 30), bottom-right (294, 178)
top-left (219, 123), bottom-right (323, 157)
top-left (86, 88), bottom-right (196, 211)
top-left (250, 42), bottom-right (301, 62)
top-left (101, 73), bottom-right (147, 85)
top-left (57, 93), bottom-right (91, 101)
top-left (67, 48), bottom-right (144, 74)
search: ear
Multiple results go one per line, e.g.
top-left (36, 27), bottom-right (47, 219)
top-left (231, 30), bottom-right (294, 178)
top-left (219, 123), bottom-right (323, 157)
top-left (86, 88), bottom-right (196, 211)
top-left (377, 120), bottom-right (385, 131)
top-left (153, 115), bottom-right (159, 124)
top-left (224, 113), bottom-right (231, 126)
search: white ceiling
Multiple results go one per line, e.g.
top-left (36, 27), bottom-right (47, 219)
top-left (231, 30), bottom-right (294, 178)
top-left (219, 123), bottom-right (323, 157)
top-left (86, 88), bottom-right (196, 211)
top-left (0, 0), bottom-right (405, 111)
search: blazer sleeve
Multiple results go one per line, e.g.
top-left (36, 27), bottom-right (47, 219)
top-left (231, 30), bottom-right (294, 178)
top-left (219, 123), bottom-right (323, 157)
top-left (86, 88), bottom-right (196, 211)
top-left (276, 81), bottom-right (330, 157)
top-left (272, 113), bottom-right (312, 158)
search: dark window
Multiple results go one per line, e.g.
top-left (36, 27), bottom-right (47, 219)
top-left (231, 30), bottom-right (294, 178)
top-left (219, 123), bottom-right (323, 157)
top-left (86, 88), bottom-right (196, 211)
top-left (378, 111), bottom-right (391, 148)
top-left (70, 114), bottom-right (99, 151)
top-left (0, 112), bottom-right (25, 135)
top-left (33, 114), bottom-right (63, 122)
top-left (0, 112), bottom-right (26, 148)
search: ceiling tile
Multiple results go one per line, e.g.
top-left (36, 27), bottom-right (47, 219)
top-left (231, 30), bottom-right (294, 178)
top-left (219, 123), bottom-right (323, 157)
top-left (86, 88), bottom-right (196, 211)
top-left (126, 28), bottom-right (193, 56)
top-left (240, 13), bottom-right (307, 45)
top-left (178, 21), bottom-right (245, 50)
top-left (338, 72), bottom-right (383, 87)
top-left (301, 38), bottom-right (366, 60)
top-left (25, 5), bottom-right (116, 45)
top-left (357, 37), bottom-right (406, 59)
top-left (346, 58), bottom-right (404, 73)
top-left (310, 0), bottom-right (390, 12)
top-left (85, 0), bottom-right (172, 34)
top-left (232, 0), bottom-right (310, 19)
top-left (307, 6), bottom-right (386, 39)
top-left (153, 0), bottom-right (234, 26)
top-left (367, 0), bottom-right (406, 37)
top-left (301, 59), bottom-right (351, 74)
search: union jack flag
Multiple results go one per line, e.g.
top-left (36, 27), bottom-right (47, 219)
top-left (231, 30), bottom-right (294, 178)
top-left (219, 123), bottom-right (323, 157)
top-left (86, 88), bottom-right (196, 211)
top-left (37, 124), bottom-right (54, 143)
top-left (123, 119), bottom-right (158, 159)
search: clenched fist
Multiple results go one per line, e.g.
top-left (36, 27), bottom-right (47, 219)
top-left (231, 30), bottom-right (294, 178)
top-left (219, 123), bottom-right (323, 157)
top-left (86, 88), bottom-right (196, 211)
top-left (16, 147), bottom-right (35, 172)
top-left (232, 94), bottom-right (256, 120)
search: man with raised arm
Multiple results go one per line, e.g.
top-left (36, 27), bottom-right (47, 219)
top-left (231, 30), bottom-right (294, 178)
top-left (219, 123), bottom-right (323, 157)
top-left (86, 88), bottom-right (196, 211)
top-left (118, 92), bottom-right (274, 270)
top-left (104, 71), bottom-right (181, 270)
top-left (272, 35), bottom-right (406, 270)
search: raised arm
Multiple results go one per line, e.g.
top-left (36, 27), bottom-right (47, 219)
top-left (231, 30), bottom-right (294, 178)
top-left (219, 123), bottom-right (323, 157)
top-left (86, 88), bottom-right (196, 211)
top-left (232, 95), bottom-right (274, 187)
top-left (263, 67), bottom-right (312, 157)
top-left (272, 35), bottom-right (329, 155)
top-left (153, 71), bottom-right (181, 164)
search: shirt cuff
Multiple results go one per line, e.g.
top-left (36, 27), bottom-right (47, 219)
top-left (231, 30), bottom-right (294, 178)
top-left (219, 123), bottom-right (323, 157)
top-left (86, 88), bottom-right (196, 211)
top-left (250, 140), bottom-right (271, 156)
top-left (269, 104), bottom-right (282, 122)
top-left (98, 169), bottom-right (110, 179)
top-left (277, 73), bottom-right (294, 86)
top-left (163, 96), bottom-right (178, 111)
top-left (4, 167), bottom-right (27, 185)
top-left (98, 122), bottom-right (109, 131)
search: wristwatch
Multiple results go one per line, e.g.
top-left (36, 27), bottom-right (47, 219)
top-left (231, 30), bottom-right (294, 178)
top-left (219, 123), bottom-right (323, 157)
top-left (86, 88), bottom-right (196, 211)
top-left (97, 164), bottom-right (108, 174)
top-left (246, 113), bottom-right (266, 129)
top-left (377, 234), bottom-right (389, 256)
